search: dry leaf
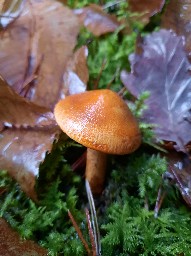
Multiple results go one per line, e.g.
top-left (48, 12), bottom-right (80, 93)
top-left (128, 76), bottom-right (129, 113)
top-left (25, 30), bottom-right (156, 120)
top-left (121, 29), bottom-right (191, 152)
top-left (0, 218), bottom-right (47, 255)
top-left (74, 4), bottom-right (120, 36)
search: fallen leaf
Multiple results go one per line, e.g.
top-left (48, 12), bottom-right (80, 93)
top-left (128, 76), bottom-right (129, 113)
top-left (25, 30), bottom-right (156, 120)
top-left (128, 0), bottom-right (165, 25)
top-left (0, 79), bottom-right (59, 199)
top-left (74, 4), bottom-right (120, 36)
top-left (161, 0), bottom-right (191, 59)
top-left (121, 29), bottom-right (191, 152)
top-left (167, 151), bottom-right (191, 207)
top-left (0, 0), bottom-right (24, 28)
top-left (0, 79), bottom-right (55, 131)
top-left (0, 218), bottom-right (47, 255)
top-left (63, 46), bottom-right (89, 97)
top-left (0, 127), bottom-right (59, 200)
top-left (0, 0), bottom-right (81, 110)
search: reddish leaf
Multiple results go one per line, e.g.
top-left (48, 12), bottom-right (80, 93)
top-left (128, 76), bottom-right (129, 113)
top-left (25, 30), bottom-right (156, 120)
top-left (167, 151), bottom-right (191, 207)
top-left (161, 0), bottom-right (191, 59)
top-left (0, 218), bottom-right (47, 255)
top-left (129, 0), bottom-right (165, 25)
top-left (0, 79), bottom-right (59, 199)
top-left (74, 4), bottom-right (120, 36)
top-left (121, 29), bottom-right (191, 152)
top-left (0, 0), bottom-right (81, 110)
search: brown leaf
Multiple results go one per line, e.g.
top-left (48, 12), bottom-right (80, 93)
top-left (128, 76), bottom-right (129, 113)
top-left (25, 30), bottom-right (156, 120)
top-left (63, 46), bottom-right (89, 96)
top-left (0, 218), bottom-right (47, 255)
top-left (0, 0), bottom-right (80, 110)
top-left (121, 29), bottom-right (191, 152)
top-left (74, 4), bottom-right (120, 36)
top-left (0, 79), bottom-right (55, 131)
top-left (0, 79), bottom-right (60, 199)
top-left (129, 0), bottom-right (165, 25)
top-left (0, 0), bottom-right (24, 28)
top-left (161, 0), bottom-right (191, 59)
top-left (0, 127), bottom-right (59, 199)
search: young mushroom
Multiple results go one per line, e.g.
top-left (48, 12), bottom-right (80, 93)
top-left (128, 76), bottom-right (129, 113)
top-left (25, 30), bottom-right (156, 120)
top-left (54, 89), bottom-right (141, 194)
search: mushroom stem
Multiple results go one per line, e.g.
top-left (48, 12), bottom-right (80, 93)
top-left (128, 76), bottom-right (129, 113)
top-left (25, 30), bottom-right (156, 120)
top-left (85, 148), bottom-right (107, 194)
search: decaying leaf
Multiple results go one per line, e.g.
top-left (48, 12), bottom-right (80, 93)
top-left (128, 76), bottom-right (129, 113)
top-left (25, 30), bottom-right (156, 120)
top-left (128, 0), bottom-right (165, 25)
top-left (0, 218), bottom-right (47, 255)
top-left (0, 0), bottom-right (81, 110)
top-left (161, 0), bottom-right (191, 59)
top-left (121, 29), bottom-right (191, 152)
top-left (74, 4), bottom-right (120, 36)
top-left (0, 79), bottom-right (59, 199)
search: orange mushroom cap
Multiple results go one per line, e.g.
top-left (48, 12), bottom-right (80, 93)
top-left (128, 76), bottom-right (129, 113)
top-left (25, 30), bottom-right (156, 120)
top-left (54, 89), bottom-right (141, 154)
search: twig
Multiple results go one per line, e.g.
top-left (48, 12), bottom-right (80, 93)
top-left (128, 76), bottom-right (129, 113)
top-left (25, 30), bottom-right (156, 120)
top-left (71, 150), bottom-right (87, 172)
top-left (85, 208), bottom-right (96, 256)
top-left (117, 86), bottom-right (126, 97)
top-left (0, 188), bottom-right (7, 196)
top-left (85, 180), bottom-right (101, 255)
top-left (154, 185), bottom-right (166, 218)
top-left (93, 58), bottom-right (107, 89)
top-left (68, 210), bottom-right (91, 255)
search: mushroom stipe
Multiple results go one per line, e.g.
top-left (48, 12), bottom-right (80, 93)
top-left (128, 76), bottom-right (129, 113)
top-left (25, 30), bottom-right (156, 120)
top-left (54, 89), bottom-right (141, 194)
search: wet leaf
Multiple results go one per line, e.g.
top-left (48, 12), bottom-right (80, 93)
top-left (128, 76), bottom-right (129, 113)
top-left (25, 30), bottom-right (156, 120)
top-left (161, 0), bottom-right (191, 59)
top-left (63, 46), bottom-right (89, 96)
top-left (0, 0), bottom-right (81, 110)
top-left (0, 79), bottom-right (60, 199)
top-left (0, 0), bottom-right (24, 28)
top-left (167, 151), bottom-right (191, 207)
top-left (0, 127), bottom-right (59, 200)
top-left (0, 218), bottom-right (47, 255)
top-left (0, 79), bottom-right (55, 131)
top-left (128, 0), bottom-right (165, 25)
top-left (74, 4), bottom-right (120, 36)
top-left (121, 29), bottom-right (191, 152)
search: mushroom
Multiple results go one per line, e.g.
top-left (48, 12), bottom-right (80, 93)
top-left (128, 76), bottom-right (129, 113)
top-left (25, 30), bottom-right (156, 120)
top-left (54, 89), bottom-right (141, 193)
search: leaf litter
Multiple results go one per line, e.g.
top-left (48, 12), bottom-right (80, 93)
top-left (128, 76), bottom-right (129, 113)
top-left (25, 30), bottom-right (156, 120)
top-left (0, 0), bottom-right (88, 199)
